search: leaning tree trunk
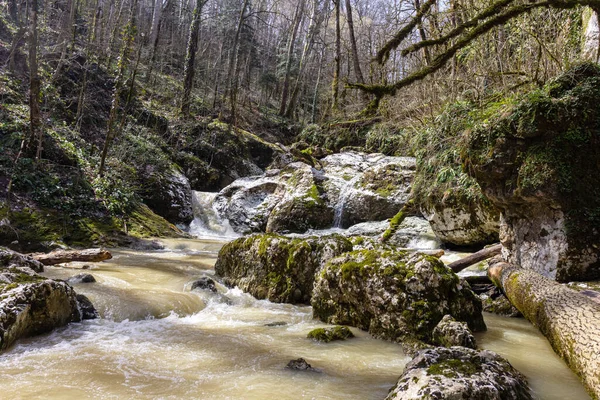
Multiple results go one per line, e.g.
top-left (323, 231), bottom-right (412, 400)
top-left (331, 0), bottom-right (341, 112)
top-left (488, 260), bottom-right (600, 399)
top-left (345, 0), bottom-right (364, 84)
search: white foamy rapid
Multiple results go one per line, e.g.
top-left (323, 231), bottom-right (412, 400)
top-left (188, 191), bottom-right (239, 239)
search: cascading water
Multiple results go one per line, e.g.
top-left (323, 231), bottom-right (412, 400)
top-left (188, 191), bottom-right (238, 239)
top-left (331, 175), bottom-right (361, 228)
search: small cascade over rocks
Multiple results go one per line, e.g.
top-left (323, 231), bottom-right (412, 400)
top-left (195, 151), bottom-right (417, 235)
top-left (188, 191), bottom-right (238, 239)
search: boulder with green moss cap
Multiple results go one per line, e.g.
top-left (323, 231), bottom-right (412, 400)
top-left (386, 346), bottom-right (532, 399)
top-left (311, 250), bottom-right (485, 347)
top-left (214, 233), bottom-right (352, 304)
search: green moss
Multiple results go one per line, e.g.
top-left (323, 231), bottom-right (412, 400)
top-left (381, 209), bottom-right (407, 242)
top-left (0, 268), bottom-right (46, 293)
top-left (307, 326), bottom-right (355, 342)
top-left (426, 359), bottom-right (480, 378)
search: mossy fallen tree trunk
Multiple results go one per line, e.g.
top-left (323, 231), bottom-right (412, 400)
top-left (488, 261), bottom-right (600, 399)
top-left (32, 248), bottom-right (112, 266)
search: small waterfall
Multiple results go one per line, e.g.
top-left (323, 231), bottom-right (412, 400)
top-left (188, 191), bottom-right (238, 239)
top-left (332, 175), bottom-right (360, 228)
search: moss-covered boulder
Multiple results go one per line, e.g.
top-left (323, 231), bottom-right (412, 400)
top-left (138, 167), bottom-right (193, 225)
top-left (0, 248), bottom-right (91, 351)
top-left (214, 234), bottom-right (353, 304)
top-left (307, 326), bottom-right (354, 342)
top-left (311, 250), bottom-right (485, 346)
top-left (386, 347), bottom-right (532, 400)
top-left (464, 63), bottom-right (600, 281)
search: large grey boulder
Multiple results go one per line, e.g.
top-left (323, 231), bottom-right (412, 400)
top-left (210, 151), bottom-right (416, 234)
top-left (311, 250), bottom-right (485, 347)
top-left (0, 248), bottom-right (91, 351)
top-left (386, 347), bottom-right (532, 400)
top-left (214, 234), bottom-right (353, 304)
top-left (421, 201), bottom-right (499, 247)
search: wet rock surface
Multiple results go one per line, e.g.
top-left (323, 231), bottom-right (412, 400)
top-left (214, 234), bottom-right (352, 304)
top-left (210, 151), bottom-right (416, 234)
top-left (286, 358), bottom-right (318, 372)
top-left (190, 277), bottom-right (217, 293)
top-left (432, 315), bottom-right (477, 349)
top-left (68, 273), bottom-right (96, 284)
top-left (311, 250), bottom-right (485, 347)
top-left (0, 248), bottom-right (84, 351)
top-left (386, 346), bottom-right (532, 400)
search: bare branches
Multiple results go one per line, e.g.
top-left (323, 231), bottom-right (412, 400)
top-left (355, 0), bottom-right (591, 100)
top-left (375, 0), bottom-right (437, 65)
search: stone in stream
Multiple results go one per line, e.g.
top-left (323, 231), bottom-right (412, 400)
top-left (385, 347), bottom-right (532, 400)
top-left (76, 294), bottom-right (98, 320)
top-left (432, 315), bottom-right (477, 349)
top-left (0, 247), bottom-right (86, 351)
top-left (311, 250), bottom-right (485, 349)
top-left (285, 358), bottom-right (319, 372)
top-left (190, 277), bottom-right (217, 293)
top-left (215, 233), bottom-right (353, 304)
top-left (307, 326), bottom-right (354, 343)
top-left (67, 273), bottom-right (96, 284)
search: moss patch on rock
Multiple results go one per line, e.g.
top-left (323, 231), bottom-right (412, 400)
top-left (312, 250), bottom-right (485, 346)
top-left (215, 233), bottom-right (352, 304)
top-left (307, 326), bottom-right (354, 342)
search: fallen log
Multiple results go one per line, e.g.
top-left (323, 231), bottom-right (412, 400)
top-left (32, 248), bottom-right (112, 266)
top-left (488, 261), bottom-right (600, 399)
top-left (447, 243), bottom-right (502, 273)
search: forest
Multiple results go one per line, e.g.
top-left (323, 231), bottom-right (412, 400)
top-left (1, 0), bottom-right (600, 399)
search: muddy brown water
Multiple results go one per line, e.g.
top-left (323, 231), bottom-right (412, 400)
top-left (0, 239), bottom-right (590, 399)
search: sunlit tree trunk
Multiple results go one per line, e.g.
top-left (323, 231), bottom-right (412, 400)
top-left (181, 0), bottom-right (207, 115)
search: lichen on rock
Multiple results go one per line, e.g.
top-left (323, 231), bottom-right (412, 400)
top-left (311, 250), bottom-right (485, 347)
top-left (385, 346), bottom-right (532, 400)
top-left (432, 314), bottom-right (477, 349)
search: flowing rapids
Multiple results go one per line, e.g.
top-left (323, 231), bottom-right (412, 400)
top-left (0, 238), bottom-right (590, 399)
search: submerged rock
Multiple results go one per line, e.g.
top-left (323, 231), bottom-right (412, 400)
top-left (76, 294), bottom-right (98, 320)
top-left (432, 315), bottom-right (477, 349)
top-left (214, 234), bottom-right (352, 304)
top-left (67, 273), bottom-right (96, 284)
top-left (311, 250), bottom-right (485, 347)
top-left (464, 63), bottom-right (600, 281)
top-left (286, 358), bottom-right (318, 372)
top-left (0, 248), bottom-right (84, 351)
top-left (190, 277), bottom-right (217, 293)
top-left (386, 347), bottom-right (532, 400)
top-left (307, 326), bottom-right (354, 342)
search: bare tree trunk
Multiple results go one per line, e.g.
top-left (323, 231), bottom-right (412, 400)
top-left (331, 0), bottom-right (341, 112)
top-left (226, 0), bottom-right (250, 124)
top-left (98, 0), bottom-right (138, 176)
top-left (447, 244), bottom-right (502, 273)
top-left (278, 0), bottom-right (306, 116)
top-left (29, 0), bottom-right (42, 161)
top-left (345, 0), bottom-right (364, 83)
top-left (413, 0), bottom-right (431, 64)
top-left (146, 0), bottom-right (170, 82)
top-left (181, 0), bottom-right (206, 115)
top-left (488, 261), bottom-right (600, 399)
top-left (285, 0), bottom-right (326, 118)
